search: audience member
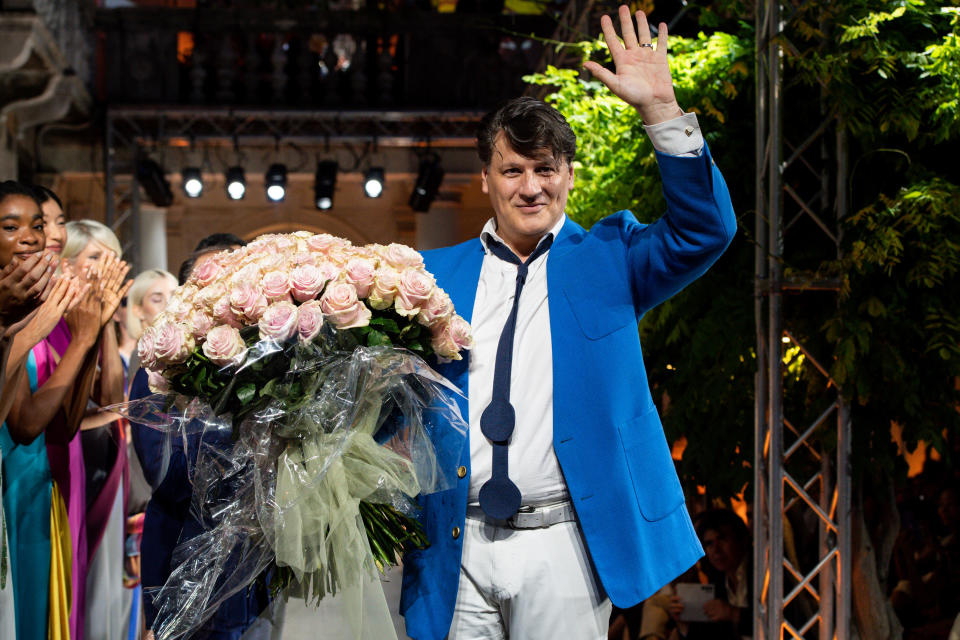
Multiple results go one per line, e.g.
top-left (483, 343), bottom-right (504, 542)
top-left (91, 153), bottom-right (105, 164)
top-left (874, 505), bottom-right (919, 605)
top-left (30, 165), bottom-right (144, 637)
top-left (33, 185), bottom-right (66, 256)
top-left (55, 218), bottom-right (131, 640)
top-left (667, 508), bottom-right (752, 640)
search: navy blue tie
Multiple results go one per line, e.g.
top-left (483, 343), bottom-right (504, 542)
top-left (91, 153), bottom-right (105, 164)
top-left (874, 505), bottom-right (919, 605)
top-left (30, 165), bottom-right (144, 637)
top-left (478, 233), bottom-right (554, 519)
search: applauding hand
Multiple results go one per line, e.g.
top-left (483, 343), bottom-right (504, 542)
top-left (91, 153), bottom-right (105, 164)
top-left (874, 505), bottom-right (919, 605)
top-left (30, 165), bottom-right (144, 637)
top-left (0, 252), bottom-right (58, 324)
top-left (91, 253), bottom-right (132, 327)
top-left (66, 286), bottom-right (104, 348)
top-left (14, 275), bottom-right (86, 346)
top-left (583, 5), bottom-right (683, 125)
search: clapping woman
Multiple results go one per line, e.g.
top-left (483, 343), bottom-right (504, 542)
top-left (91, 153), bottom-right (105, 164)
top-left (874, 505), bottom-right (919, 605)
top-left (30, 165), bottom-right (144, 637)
top-left (0, 181), bottom-right (102, 640)
top-left (59, 219), bottom-right (132, 639)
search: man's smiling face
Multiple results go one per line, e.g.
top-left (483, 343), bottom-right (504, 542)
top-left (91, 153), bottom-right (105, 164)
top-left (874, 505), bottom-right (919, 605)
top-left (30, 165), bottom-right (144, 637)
top-left (481, 131), bottom-right (574, 259)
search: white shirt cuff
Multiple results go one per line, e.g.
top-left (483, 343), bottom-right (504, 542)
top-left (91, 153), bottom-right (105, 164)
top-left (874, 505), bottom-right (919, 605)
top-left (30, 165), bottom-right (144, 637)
top-left (643, 112), bottom-right (704, 157)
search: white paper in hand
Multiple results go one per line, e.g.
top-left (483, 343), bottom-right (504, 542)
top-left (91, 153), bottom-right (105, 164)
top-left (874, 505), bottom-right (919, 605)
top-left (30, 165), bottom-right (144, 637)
top-left (675, 583), bottom-right (715, 623)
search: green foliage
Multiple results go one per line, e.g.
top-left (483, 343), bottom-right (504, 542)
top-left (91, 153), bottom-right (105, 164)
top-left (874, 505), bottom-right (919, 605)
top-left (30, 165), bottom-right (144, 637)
top-left (821, 178), bottom-right (960, 458)
top-left (791, 0), bottom-right (960, 143)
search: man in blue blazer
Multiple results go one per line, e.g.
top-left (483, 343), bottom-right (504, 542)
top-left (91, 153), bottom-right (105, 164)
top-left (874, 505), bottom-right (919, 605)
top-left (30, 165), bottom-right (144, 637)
top-left (401, 6), bottom-right (737, 639)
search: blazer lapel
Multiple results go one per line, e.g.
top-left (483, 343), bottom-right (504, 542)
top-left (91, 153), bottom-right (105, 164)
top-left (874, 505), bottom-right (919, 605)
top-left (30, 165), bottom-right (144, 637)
top-left (442, 238), bottom-right (485, 328)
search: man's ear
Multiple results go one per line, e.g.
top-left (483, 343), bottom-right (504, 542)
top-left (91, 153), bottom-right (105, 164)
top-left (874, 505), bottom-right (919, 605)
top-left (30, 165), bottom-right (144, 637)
top-left (567, 162), bottom-right (575, 191)
top-left (480, 165), bottom-right (489, 194)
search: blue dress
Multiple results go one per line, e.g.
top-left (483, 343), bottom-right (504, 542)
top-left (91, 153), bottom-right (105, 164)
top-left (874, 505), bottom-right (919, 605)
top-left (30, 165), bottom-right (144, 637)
top-left (0, 350), bottom-right (52, 640)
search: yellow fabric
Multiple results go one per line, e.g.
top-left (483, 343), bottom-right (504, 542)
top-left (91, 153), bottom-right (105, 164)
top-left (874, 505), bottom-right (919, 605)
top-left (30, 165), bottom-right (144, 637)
top-left (48, 483), bottom-right (72, 640)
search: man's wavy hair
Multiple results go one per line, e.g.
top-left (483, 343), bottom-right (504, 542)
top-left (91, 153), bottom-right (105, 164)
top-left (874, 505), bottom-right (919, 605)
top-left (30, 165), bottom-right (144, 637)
top-left (476, 97), bottom-right (577, 167)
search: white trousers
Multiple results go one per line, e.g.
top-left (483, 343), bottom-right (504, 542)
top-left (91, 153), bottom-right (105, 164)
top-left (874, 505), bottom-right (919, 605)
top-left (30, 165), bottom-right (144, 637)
top-left (447, 517), bottom-right (611, 640)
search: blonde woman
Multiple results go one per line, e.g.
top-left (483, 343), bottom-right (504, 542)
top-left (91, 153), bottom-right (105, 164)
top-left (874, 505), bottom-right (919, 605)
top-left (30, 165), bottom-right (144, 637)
top-left (59, 219), bottom-right (132, 640)
top-left (125, 269), bottom-right (178, 355)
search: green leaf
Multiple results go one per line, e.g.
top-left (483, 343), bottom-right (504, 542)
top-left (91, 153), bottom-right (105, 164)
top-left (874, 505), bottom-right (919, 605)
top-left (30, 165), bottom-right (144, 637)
top-left (366, 329), bottom-right (392, 347)
top-left (236, 383), bottom-right (257, 405)
top-left (866, 297), bottom-right (887, 317)
top-left (369, 317), bottom-right (401, 333)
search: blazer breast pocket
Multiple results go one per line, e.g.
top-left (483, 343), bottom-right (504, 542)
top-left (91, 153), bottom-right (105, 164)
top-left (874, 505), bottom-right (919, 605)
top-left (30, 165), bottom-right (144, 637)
top-left (617, 407), bottom-right (685, 522)
top-left (560, 258), bottom-right (635, 340)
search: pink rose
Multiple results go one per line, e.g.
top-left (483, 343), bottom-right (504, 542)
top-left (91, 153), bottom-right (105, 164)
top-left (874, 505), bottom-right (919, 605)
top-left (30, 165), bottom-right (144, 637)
top-left (272, 236), bottom-right (297, 252)
top-left (147, 370), bottom-right (171, 394)
top-left (197, 282), bottom-right (226, 312)
top-left (297, 300), bottom-right (325, 342)
top-left (394, 268), bottom-right (436, 317)
top-left (306, 233), bottom-right (345, 253)
top-left (261, 270), bottom-right (291, 300)
top-left (189, 308), bottom-right (215, 339)
top-left (212, 295), bottom-right (243, 329)
top-left (417, 287), bottom-right (454, 327)
top-left (290, 264), bottom-right (329, 303)
top-left (153, 320), bottom-right (195, 364)
top-left (202, 325), bottom-right (248, 366)
top-left (320, 283), bottom-right (372, 329)
top-left (192, 258), bottom-right (223, 287)
top-left (258, 301), bottom-right (299, 342)
top-left (367, 267), bottom-right (400, 310)
top-left (290, 252), bottom-right (315, 266)
top-left (431, 314), bottom-right (473, 360)
top-left (165, 294), bottom-right (192, 322)
top-left (137, 327), bottom-right (157, 369)
top-left (231, 264), bottom-right (262, 287)
top-left (229, 282), bottom-right (268, 322)
top-left (381, 243), bottom-right (424, 269)
top-left (344, 258), bottom-right (377, 298)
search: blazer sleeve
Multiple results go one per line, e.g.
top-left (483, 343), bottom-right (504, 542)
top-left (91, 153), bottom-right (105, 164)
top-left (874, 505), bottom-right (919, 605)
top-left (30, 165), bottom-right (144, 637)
top-left (624, 143), bottom-right (737, 313)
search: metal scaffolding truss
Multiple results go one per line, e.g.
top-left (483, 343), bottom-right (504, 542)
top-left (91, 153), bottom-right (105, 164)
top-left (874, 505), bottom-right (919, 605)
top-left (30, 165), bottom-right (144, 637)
top-left (754, 0), bottom-right (851, 638)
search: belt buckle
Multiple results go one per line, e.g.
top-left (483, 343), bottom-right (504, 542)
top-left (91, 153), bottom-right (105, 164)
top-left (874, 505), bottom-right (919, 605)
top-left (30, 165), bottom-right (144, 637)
top-left (509, 505), bottom-right (543, 529)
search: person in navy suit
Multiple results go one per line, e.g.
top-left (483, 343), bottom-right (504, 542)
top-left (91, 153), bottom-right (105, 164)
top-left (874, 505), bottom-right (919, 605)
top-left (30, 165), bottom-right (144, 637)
top-left (400, 6), bottom-right (737, 639)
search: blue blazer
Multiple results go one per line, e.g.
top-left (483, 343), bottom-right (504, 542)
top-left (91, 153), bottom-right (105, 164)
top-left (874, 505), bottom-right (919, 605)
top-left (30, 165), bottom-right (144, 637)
top-left (400, 144), bottom-right (737, 640)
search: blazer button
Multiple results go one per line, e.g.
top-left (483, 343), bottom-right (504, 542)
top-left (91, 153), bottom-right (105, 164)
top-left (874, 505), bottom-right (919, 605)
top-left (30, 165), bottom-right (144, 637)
top-left (452, 526), bottom-right (461, 539)
top-left (457, 466), bottom-right (467, 479)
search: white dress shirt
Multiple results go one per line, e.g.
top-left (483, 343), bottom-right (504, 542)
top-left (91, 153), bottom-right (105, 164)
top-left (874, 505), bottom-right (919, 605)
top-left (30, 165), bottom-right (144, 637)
top-left (466, 112), bottom-right (704, 507)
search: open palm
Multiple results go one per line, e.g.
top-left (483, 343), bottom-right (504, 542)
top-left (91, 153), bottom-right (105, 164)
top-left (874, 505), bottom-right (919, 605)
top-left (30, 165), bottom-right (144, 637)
top-left (584, 6), bottom-right (681, 125)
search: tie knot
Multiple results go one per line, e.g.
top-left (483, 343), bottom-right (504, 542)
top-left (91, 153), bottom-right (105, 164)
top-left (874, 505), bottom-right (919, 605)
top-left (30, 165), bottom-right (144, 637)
top-left (485, 234), bottom-right (554, 269)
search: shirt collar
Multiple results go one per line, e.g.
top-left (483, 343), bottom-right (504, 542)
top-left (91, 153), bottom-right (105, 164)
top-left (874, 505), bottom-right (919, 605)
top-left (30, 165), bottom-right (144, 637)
top-left (480, 213), bottom-right (567, 255)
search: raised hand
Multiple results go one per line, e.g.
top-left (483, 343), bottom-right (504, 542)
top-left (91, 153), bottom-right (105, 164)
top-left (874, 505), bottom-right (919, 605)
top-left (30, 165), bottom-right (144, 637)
top-left (92, 253), bottom-right (132, 327)
top-left (65, 286), bottom-right (104, 347)
top-left (15, 275), bottom-right (83, 346)
top-left (583, 5), bottom-right (682, 125)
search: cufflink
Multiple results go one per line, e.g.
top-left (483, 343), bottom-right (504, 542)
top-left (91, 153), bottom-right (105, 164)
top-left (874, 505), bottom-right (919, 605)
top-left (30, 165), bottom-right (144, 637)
top-left (684, 126), bottom-right (695, 137)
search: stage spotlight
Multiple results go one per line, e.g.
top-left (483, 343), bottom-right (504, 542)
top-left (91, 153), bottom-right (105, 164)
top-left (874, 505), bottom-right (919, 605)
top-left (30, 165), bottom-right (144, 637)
top-left (136, 158), bottom-right (174, 207)
top-left (265, 163), bottom-right (287, 202)
top-left (314, 161), bottom-right (338, 210)
top-left (182, 167), bottom-right (203, 198)
top-left (364, 167), bottom-right (385, 198)
top-left (226, 166), bottom-right (246, 200)
top-left (409, 155), bottom-right (445, 212)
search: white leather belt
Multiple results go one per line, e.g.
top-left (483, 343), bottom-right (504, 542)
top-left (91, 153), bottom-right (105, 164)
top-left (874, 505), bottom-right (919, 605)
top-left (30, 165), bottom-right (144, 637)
top-left (465, 501), bottom-right (577, 529)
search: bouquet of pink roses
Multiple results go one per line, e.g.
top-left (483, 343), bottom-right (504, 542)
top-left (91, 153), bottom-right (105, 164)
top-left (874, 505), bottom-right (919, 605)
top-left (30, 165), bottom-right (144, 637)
top-left (125, 232), bottom-right (472, 640)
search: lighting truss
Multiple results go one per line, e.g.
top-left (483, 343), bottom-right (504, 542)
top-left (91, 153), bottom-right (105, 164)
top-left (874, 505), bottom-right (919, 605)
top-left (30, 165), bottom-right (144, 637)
top-left (754, 1), bottom-right (851, 639)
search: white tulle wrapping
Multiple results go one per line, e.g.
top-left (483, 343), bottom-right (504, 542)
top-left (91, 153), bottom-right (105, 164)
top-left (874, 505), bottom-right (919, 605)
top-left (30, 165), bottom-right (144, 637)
top-left (116, 345), bottom-right (467, 640)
